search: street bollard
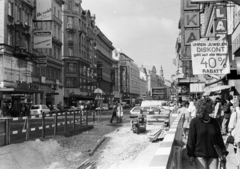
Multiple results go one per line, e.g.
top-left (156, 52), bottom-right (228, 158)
top-left (54, 112), bottom-right (58, 135)
top-left (26, 116), bottom-right (30, 141)
top-left (73, 110), bottom-right (75, 130)
top-left (42, 113), bottom-right (45, 138)
top-left (5, 119), bottom-right (10, 145)
top-left (64, 111), bottom-right (67, 132)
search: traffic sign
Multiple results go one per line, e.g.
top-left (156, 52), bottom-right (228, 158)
top-left (191, 40), bottom-right (230, 75)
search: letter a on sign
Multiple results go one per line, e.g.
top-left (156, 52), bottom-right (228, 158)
top-left (184, 29), bottom-right (200, 45)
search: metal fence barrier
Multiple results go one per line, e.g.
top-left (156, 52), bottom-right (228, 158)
top-left (0, 109), bottom-right (97, 146)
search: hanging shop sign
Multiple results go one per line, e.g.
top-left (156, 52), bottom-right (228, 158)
top-left (191, 40), bottom-right (230, 75)
top-left (33, 30), bottom-right (52, 49)
top-left (184, 11), bottom-right (200, 28)
top-left (215, 6), bottom-right (227, 41)
top-left (181, 46), bottom-right (191, 60)
top-left (184, 29), bottom-right (200, 46)
top-left (184, 0), bottom-right (199, 10)
top-left (36, 0), bottom-right (52, 21)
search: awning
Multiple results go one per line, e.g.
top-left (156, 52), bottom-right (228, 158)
top-left (0, 88), bottom-right (43, 94)
top-left (203, 85), bottom-right (238, 96)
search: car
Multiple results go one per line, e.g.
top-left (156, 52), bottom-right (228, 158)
top-left (129, 106), bottom-right (161, 117)
top-left (30, 105), bottom-right (51, 115)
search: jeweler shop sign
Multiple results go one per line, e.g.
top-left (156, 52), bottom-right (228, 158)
top-left (191, 41), bottom-right (230, 75)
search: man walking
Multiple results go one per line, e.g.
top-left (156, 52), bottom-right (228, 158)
top-left (110, 103), bottom-right (117, 123)
top-left (222, 95), bottom-right (233, 135)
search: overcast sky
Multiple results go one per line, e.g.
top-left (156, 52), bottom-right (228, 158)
top-left (82, 0), bottom-right (180, 80)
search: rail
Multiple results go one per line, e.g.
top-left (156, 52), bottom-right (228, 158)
top-left (0, 109), bottom-right (98, 146)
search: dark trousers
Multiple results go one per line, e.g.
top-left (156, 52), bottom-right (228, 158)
top-left (110, 111), bottom-right (117, 123)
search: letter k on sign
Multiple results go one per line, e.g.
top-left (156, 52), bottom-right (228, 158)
top-left (184, 12), bottom-right (200, 27)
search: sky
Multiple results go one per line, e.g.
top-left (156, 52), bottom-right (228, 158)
top-left (82, 0), bottom-right (180, 81)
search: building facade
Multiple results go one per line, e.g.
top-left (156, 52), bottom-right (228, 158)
top-left (62, 0), bottom-right (97, 106)
top-left (95, 27), bottom-right (115, 105)
top-left (139, 66), bottom-right (148, 100)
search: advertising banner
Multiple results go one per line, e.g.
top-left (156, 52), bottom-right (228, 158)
top-left (191, 41), bottom-right (230, 75)
top-left (36, 0), bottom-right (52, 21)
top-left (120, 66), bottom-right (127, 93)
top-left (33, 30), bottom-right (52, 49)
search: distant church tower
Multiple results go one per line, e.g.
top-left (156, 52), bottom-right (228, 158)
top-left (160, 66), bottom-right (165, 84)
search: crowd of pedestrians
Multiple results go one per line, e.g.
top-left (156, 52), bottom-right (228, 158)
top-left (110, 101), bottom-right (124, 123)
top-left (177, 95), bottom-right (240, 169)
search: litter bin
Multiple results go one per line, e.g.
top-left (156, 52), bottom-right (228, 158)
top-left (0, 120), bottom-right (6, 146)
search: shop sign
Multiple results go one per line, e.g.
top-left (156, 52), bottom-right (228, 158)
top-left (184, 0), bottom-right (199, 11)
top-left (184, 29), bottom-right (200, 45)
top-left (184, 12), bottom-right (200, 28)
top-left (215, 6), bottom-right (227, 40)
top-left (191, 0), bottom-right (227, 3)
top-left (16, 81), bottom-right (40, 91)
top-left (33, 30), bottom-right (52, 49)
top-left (36, 0), bottom-right (52, 21)
top-left (191, 40), bottom-right (230, 75)
top-left (181, 46), bottom-right (191, 60)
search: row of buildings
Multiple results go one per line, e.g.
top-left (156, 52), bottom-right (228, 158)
top-left (174, 0), bottom-right (240, 101)
top-left (0, 0), bottom-right (169, 108)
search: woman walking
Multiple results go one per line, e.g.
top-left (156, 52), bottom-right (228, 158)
top-left (117, 102), bottom-right (123, 123)
top-left (187, 97), bottom-right (227, 169)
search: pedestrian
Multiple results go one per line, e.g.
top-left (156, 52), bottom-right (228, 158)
top-left (187, 97), bottom-right (228, 169)
top-left (110, 103), bottom-right (117, 123)
top-left (213, 97), bottom-right (222, 127)
top-left (182, 101), bottom-right (190, 139)
top-left (222, 95), bottom-right (234, 135)
top-left (117, 102), bottom-right (124, 123)
top-left (188, 98), bottom-right (197, 119)
top-left (228, 97), bottom-right (240, 145)
top-left (177, 102), bottom-right (184, 114)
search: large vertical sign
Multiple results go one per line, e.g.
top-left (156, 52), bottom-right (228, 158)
top-left (215, 5), bottom-right (227, 40)
top-left (120, 66), bottom-right (127, 94)
top-left (36, 0), bottom-right (52, 21)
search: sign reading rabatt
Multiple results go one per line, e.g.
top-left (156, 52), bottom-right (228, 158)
top-left (191, 41), bottom-right (230, 75)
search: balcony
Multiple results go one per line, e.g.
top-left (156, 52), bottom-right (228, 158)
top-left (15, 21), bottom-right (24, 31)
top-left (23, 22), bottom-right (30, 32)
top-left (14, 46), bottom-right (31, 58)
top-left (66, 23), bottom-right (76, 33)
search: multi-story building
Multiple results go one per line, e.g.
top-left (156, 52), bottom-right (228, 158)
top-left (95, 26), bottom-right (115, 105)
top-left (112, 49), bottom-right (121, 102)
top-left (0, 0), bottom-right (38, 109)
top-left (139, 66), bottom-right (148, 100)
top-left (33, 0), bottom-right (65, 107)
top-left (119, 52), bottom-right (140, 105)
top-left (62, 0), bottom-right (97, 106)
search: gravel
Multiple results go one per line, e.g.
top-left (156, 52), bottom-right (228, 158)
top-left (55, 120), bottom-right (151, 169)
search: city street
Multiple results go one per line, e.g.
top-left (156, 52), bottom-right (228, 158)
top-left (8, 108), bottom-right (132, 144)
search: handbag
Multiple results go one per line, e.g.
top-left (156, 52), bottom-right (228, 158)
top-left (226, 135), bottom-right (235, 144)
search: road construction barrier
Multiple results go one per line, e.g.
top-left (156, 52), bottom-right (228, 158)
top-left (148, 113), bottom-right (184, 169)
top-left (0, 110), bottom-right (96, 146)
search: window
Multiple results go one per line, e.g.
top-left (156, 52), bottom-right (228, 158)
top-left (54, 24), bottom-right (56, 37)
top-left (54, 46), bottom-right (56, 58)
top-left (17, 6), bottom-right (21, 21)
top-left (68, 2), bottom-right (72, 10)
top-left (58, 47), bottom-right (61, 59)
top-left (25, 39), bottom-right (29, 51)
top-left (54, 7), bottom-right (56, 16)
top-left (79, 65), bottom-right (82, 74)
top-left (67, 63), bottom-right (77, 73)
top-left (69, 47), bottom-right (73, 56)
top-left (67, 16), bottom-right (73, 24)
top-left (7, 31), bottom-right (12, 46)
top-left (58, 10), bottom-right (60, 18)
top-left (47, 67), bottom-right (50, 78)
top-left (68, 33), bottom-right (73, 41)
top-left (58, 27), bottom-right (60, 39)
top-left (66, 77), bottom-right (77, 87)
top-left (25, 12), bottom-right (29, 25)
top-left (8, 2), bottom-right (13, 16)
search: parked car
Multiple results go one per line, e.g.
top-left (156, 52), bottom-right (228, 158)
top-left (129, 106), bottom-right (161, 117)
top-left (30, 105), bottom-right (51, 115)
